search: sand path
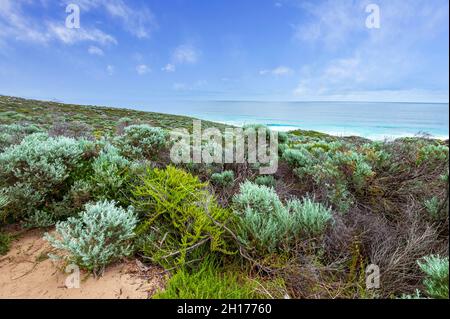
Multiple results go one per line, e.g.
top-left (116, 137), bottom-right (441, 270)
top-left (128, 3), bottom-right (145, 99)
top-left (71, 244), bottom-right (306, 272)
top-left (0, 228), bottom-right (166, 299)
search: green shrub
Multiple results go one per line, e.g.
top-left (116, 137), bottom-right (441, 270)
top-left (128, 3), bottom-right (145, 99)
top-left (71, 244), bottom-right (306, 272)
top-left (0, 231), bottom-right (12, 256)
top-left (0, 133), bottom-right (88, 221)
top-left (232, 181), bottom-right (332, 254)
top-left (153, 258), bottom-right (259, 299)
top-left (417, 144), bottom-right (449, 166)
top-left (286, 197), bottom-right (333, 236)
top-left (90, 144), bottom-right (131, 201)
top-left (254, 175), bottom-right (276, 188)
top-left (133, 166), bottom-right (234, 268)
top-left (114, 124), bottom-right (167, 160)
top-left (424, 197), bottom-right (441, 219)
top-left (417, 255), bottom-right (449, 299)
top-left (211, 170), bottom-right (235, 188)
top-left (44, 200), bottom-right (137, 276)
top-left (0, 123), bottom-right (42, 151)
top-left (282, 140), bottom-right (382, 212)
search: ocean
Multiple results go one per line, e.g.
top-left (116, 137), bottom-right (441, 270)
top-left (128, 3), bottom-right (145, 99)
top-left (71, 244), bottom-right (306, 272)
top-left (138, 101), bottom-right (449, 140)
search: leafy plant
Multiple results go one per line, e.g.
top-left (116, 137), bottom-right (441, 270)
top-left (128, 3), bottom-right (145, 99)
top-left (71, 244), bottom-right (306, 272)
top-left (0, 231), bottom-right (12, 256)
top-left (153, 258), bottom-right (259, 299)
top-left (254, 175), bottom-right (276, 188)
top-left (286, 197), bottom-right (333, 236)
top-left (232, 181), bottom-right (332, 255)
top-left (132, 166), bottom-right (235, 268)
top-left (0, 133), bottom-right (88, 221)
top-left (44, 200), bottom-right (137, 276)
top-left (114, 124), bottom-right (167, 160)
top-left (211, 170), bottom-right (235, 188)
top-left (417, 255), bottom-right (449, 299)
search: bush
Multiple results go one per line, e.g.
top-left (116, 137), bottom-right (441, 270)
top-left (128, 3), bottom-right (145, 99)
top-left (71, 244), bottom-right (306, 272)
top-left (153, 258), bottom-right (259, 299)
top-left (48, 121), bottom-right (94, 140)
top-left (0, 231), bottom-right (12, 256)
top-left (44, 200), bottom-right (137, 276)
top-left (254, 175), bottom-right (276, 188)
top-left (424, 197), bottom-right (441, 219)
top-left (282, 140), bottom-right (382, 212)
top-left (132, 166), bottom-right (234, 268)
top-left (114, 124), bottom-right (167, 160)
top-left (232, 181), bottom-right (332, 254)
top-left (90, 144), bottom-right (131, 201)
top-left (417, 255), bottom-right (449, 299)
top-left (211, 170), bottom-right (235, 188)
top-left (0, 123), bottom-right (42, 151)
top-left (286, 197), bottom-right (333, 236)
top-left (0, 133), bottom-right (88, 221)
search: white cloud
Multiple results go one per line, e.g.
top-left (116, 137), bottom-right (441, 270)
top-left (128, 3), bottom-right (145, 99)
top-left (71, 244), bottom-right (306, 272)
top-left (260, 66), bottom-right (293, 76)
top-left (136, 64), bottom-right (150, 75)
top-left (172, 44), bottom-right (199, 64)
top-left (162, 63), bottom-right (176, 72)
top-left (173, 80), bottom-right (207, 91)
top-left (0, 1), bottom-right (117, 47)
top-left (0, 0), bottom-right (49, 45)
top-left (88, 45), bottom-right (104, 56)
top-left (66, 0), bottom-right (158, 38)
top-left (291, 0), bottom-right (449, 102)
top-left (48, 23), bottom-right (117, 45)
top-left (106, 65), bottom-right (114, 76)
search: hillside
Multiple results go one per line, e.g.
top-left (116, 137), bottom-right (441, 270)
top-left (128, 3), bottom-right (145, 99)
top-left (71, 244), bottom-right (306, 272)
top-left (0, 95), bottom-right (448, 299)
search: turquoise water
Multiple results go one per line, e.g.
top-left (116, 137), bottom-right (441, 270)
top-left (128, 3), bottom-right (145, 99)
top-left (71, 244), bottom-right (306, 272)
top-left (140, 101), bottom-right (449, 140)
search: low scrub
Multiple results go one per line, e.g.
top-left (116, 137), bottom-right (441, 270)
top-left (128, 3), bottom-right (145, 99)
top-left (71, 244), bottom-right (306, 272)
top-left (153, 258), bottom-right (259, 299)
top-left (417, 255), bottom-right (449, 299)
top-left (132, 166), bottom-right (235, 268)
top-left (0, 133), bottom-right (91, 222)
top-left (232, 181), bottom-right (332, 255)
top-left (44, 200), bottom-right (137, 276)
top-left (114, 124), bottom-right (167, 160)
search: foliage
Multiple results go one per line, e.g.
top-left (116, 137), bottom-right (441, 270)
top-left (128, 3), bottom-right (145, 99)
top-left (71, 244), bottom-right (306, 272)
top-left (44, 200), bottom-right (137, 276)
top-left (211, 170), bottom-right (235, 188)
top-left (417, 255), bottom-right (449, 299)
top-left (254, 175), bottom-right (276, 188)
top-left (48, 121), bottom-right (94, 140)
top-left (90, 144), bottom-right (131, 202)
top-left (153, 258), bottom-right (259, 299)
top-left (114, 124), bottom-right (168, 160)
top-left (232, 181), bottom-right (332, 254)
top-left (424, 197), bottom-right (441, 219)
top-left (0, 231), bottom-right (12, 256)
top-left (0, 123), bottom-right (42, 151)
top-left (286, 197), bottom-right (333, 236)
top-left (133, 166), bottom-right (235, 268)
top-left (282, 140), bottom-right (389, 212)
top-left (0, 133), bottom-right (89, 221)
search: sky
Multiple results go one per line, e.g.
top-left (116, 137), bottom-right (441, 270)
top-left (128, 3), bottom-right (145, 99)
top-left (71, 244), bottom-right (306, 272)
top-left (0, 0), bottom-right (449, 106)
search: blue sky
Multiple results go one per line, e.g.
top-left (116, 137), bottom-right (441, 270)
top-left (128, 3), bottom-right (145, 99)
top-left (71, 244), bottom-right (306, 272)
top-left (0, 0), bottom-right (448, 106)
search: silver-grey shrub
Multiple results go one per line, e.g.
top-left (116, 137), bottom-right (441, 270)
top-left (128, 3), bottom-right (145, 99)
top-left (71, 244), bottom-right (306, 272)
top-left (0, 133), bottom-right (87, 220)
top-left (417, 255), bottom-right (449, 299)
top-left (114, 124), bottom-right (167, 160)
top-left (0, 123), bottom-right (42, 152)
top-left (44, 200), bottom-right (138, 276)
top-left (232, 181), bottom-right (332, 254)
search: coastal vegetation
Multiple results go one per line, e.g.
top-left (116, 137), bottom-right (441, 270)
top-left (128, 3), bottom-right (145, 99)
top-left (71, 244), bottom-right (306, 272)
top-left (0, 95), bottom-right (448, 299)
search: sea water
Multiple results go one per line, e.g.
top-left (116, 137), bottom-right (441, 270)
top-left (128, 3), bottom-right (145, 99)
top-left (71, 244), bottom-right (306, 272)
top-left (139, 101), bottom-right (449, 140)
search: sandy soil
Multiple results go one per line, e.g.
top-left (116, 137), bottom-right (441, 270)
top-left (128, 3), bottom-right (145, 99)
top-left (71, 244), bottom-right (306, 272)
top-left (0, 228), bottom-right (166, 299)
